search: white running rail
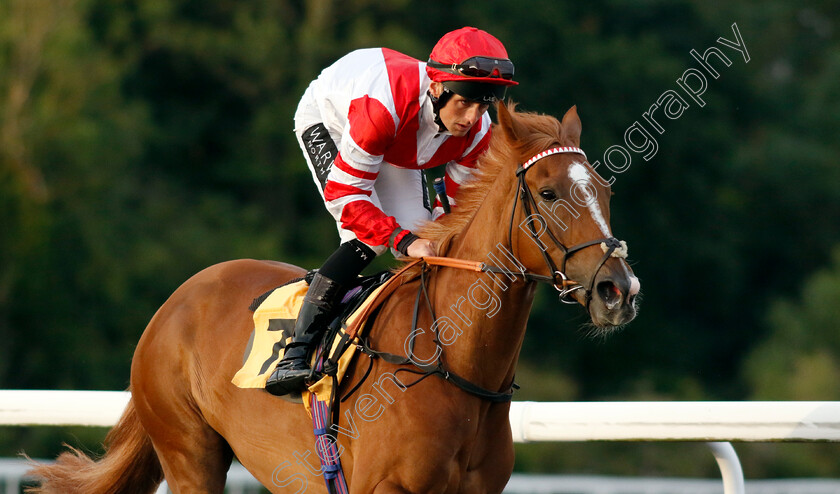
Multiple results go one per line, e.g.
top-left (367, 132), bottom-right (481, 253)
top-left (507, 400), bottom-right (840, 442)
top-left (3, 391), bottom-right (840, 494)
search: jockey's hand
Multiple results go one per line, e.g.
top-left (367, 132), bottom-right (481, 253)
top-left (406, 238), bottom-right (436, 258)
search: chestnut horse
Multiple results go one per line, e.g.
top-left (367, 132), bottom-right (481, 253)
top-left (27, 103), bottom-right (639, 493)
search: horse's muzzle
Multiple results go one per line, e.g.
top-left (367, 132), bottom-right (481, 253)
top-left (589, 273), bottom-right (640, 328)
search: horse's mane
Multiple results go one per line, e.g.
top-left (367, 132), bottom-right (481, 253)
top-left (415, 102), bottom-right (566, 256)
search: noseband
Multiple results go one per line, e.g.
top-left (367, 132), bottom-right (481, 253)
top-left (509, 146), bottom-right (628, 307)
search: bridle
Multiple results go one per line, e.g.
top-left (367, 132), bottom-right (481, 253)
top-left (508, 146), bottom-right (628, 308)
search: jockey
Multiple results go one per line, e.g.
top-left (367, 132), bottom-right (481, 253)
top-left (266, 27), bottom-right (518, 396)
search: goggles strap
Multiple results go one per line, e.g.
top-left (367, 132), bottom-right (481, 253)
top-left (428, 87), bottom-right (453, 132)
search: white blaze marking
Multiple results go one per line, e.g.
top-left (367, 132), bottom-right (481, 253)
top-left (569, 162), bottom-right (611, 237)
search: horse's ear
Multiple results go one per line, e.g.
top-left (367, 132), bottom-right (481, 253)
top-left (561, 105), bottom-right (582, 147)
top-left (496, 101), bottom-right (527, 143)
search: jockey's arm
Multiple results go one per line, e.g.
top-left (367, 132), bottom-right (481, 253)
top-left (324, 132), bottom-right (425, 255)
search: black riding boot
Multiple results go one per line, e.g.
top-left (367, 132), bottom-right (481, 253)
top-left (265, 273), bottom-right (343, 396)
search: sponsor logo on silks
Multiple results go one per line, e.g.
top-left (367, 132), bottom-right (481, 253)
top-left (302, 123), bottom-right (339, 188)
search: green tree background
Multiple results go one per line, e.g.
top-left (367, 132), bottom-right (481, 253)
top-left (2, 0), bottom-right (839, 481)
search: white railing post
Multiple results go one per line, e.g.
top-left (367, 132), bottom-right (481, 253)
top-left (707, 442), bottom-right (745, 494)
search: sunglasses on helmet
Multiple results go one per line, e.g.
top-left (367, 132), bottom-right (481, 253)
top-left (427, 56), bottom-right (515, 80)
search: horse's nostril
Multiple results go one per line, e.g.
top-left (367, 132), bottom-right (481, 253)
top-left (597, 281), bottom-right (623, 310)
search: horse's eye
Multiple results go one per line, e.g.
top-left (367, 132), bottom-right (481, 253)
top-left (539, 189), bottom-right (557, 201)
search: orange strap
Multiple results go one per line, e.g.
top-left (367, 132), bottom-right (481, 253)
top-left (420, 256), bottom-right (485, 272)
top-left (425, 255), bottom-right (579, 287)
top-left (343, 257), bottom-right (483, 340)
top-left (343, 256), bottom-right (581, 340)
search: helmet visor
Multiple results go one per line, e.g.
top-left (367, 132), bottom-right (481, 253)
top-left (428, 56), bottom-right (515, 81)
top-left (442, 80), bottom-right (508, 103)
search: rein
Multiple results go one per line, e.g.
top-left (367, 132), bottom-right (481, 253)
top-left (351, 264), bottom-right (517, 403)
top-left (421, 256), bottom-right (579, 288)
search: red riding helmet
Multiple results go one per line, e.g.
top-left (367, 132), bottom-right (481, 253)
top-left (426, 27), bottom-right (518, 103)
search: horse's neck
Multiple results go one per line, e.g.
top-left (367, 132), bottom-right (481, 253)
top-left (430, 173), bottom-right (537, 391)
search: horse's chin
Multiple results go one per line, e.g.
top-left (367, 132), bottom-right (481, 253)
top-left (586, 301), bottom-right (637, 335)
top-left (583, 321), bottom-right (626, 340)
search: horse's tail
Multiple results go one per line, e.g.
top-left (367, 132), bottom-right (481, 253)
top-left (25, 397), bottom-right (164, 494)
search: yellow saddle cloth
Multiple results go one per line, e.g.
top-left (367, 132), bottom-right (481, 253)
top-left (231, 278), bottom-right (389, 416)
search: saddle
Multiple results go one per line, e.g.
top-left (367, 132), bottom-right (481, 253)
top-left (231, 262), bottom-right (418, 405)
